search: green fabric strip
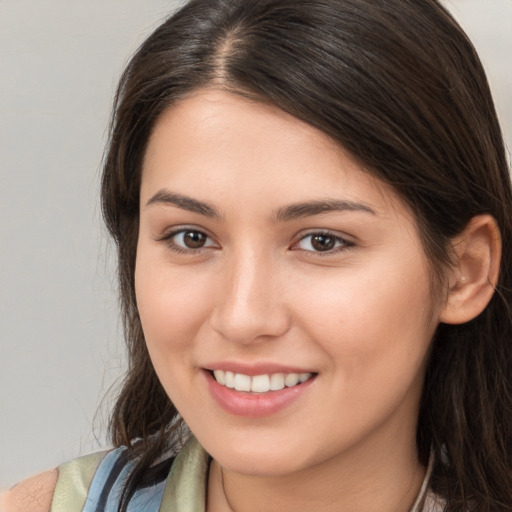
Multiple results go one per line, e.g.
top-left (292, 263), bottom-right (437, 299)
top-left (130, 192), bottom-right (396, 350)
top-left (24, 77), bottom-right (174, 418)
top-left (50, 451), bottom-right (107, 512)
top-left (159, 437), bottom-right (210, 512)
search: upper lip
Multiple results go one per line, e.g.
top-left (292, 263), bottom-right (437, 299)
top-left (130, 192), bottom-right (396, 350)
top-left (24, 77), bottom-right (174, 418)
top-left (202, 361), bottom-right (316, 376)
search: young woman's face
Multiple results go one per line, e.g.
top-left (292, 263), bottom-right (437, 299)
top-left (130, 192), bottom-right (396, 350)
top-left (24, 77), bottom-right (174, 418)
top-left (136, 90), bottom-right (443, 476)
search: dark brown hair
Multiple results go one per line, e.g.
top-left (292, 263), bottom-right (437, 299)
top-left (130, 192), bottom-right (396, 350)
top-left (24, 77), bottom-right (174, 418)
top-left (101, 1), bottom-right (512, 510)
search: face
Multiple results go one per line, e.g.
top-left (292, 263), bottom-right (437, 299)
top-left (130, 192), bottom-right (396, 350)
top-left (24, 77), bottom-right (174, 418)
top-left (136, 89), bottom-right (443, 477)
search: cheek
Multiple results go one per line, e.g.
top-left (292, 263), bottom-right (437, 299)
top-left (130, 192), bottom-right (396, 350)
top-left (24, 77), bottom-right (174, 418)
top-left (134, 247), bottom-right (213, 359)
top-left (298, 261), bottom-right (436, 429)
top-left (292, 252), bottom-right (437, 375)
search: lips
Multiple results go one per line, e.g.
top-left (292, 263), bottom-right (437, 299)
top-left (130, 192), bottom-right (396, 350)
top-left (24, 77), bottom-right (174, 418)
top-left (203, 366), bottom-right (317, 417)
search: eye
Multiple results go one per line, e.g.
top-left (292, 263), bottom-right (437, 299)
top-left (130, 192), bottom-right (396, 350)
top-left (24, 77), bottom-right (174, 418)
top-left (294, 232), bottom-right (351, 253)
top-left (163, 228), bottom-right (217, 252)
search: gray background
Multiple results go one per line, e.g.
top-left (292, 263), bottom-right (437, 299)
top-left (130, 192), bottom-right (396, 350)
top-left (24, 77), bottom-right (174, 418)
top-left (1, 0), bottom-right (511, 489)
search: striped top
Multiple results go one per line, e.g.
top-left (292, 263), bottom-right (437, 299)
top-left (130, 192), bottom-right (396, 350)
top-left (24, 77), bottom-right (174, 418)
top-left (81, 448), bottom-right (168, 511)
top-left (49, 437), bottom-right (444, 511)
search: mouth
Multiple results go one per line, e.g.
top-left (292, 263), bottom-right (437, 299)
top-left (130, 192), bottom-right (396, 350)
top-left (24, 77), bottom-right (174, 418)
top-left (204, 367), bottom-right (317, 417)
top-left (210, 369), bottom-right (315, 393)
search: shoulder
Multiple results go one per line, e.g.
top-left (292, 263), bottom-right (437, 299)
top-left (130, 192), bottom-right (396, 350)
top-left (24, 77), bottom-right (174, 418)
top-left (0, 450), bottom-right (109, 512)
top-left (0, 469), bottom-right (58, 512)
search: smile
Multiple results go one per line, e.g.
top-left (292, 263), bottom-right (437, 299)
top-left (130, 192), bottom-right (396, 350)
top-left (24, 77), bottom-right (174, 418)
top-left (212, 370), bottom-right (314, 393)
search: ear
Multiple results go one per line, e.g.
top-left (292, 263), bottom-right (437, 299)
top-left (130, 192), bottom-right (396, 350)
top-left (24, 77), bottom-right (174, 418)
top-left (440, 214), bottom-right (502, 325)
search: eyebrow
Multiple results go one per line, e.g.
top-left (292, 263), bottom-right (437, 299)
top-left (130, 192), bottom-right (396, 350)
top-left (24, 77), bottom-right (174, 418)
top-left (145, 190), bottom-right (221, 218)
top-left (274, 199), bottom-right (376, 221)
top-left (145, 190), bottom-right (376, 221)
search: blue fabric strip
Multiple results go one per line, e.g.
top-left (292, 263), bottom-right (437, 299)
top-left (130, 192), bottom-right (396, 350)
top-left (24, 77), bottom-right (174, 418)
top-left (81, 445), bottom-right (168, 512)
top-left (83, 448), bottom-right (129, 512)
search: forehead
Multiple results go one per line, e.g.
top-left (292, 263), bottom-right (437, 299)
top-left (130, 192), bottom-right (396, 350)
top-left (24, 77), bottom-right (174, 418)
top-left (143, 88), bottom-right (343, 173)
top-left (141, 89), bottom-right (410, 221)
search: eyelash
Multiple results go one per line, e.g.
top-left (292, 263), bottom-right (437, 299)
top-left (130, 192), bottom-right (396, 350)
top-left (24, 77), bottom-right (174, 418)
top-left (158, 228), bottom-right (353, 255)
top-left (158, 228), bottom-right (217, 254)
top-left (292, 231), bottom-right (354, 255)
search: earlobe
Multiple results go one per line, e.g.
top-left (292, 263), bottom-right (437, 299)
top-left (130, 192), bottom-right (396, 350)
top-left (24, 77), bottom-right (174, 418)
top-left (440, 215), bottom-right (502, 325)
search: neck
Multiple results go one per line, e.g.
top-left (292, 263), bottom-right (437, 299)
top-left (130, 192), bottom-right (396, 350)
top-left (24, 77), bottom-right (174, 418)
top-left (207, 435), bottom-right (427, 512)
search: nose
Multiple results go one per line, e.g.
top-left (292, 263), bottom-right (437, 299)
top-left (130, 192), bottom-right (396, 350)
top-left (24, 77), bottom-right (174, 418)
top-left (209, 249), bottom-right (291, 344)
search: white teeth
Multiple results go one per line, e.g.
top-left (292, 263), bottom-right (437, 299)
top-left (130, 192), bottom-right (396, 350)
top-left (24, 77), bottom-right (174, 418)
top-left (212, 370), bottom-right (313, 393)
top-left (234, 373), bottom-right (251, 392)
top-left (213, 369), bottom-right (225, 385)
top-left (251, 374), bottom-right (270, 393)
top-left (269, 373), bottom-right (285, 391)
top-left (225, 371), bottom-right (235, 388)
top-left (284, 373), bottom-right (300, 387)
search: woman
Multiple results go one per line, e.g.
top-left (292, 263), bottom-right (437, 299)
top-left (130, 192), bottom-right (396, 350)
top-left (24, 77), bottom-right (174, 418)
top-left (4, 0), bottom-right (511, 510)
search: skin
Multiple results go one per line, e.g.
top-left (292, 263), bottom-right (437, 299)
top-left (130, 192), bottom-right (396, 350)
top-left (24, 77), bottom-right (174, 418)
top-left (0, 470), bottom-right (57, 512)
top-left (136, 89), bottom-right (446, 512)
top-left (3, 90), bottom-right (500, 512)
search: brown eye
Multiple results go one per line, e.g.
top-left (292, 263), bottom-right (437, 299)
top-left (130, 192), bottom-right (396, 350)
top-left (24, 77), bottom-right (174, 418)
top-left (182, 230), bottom-right (207, 248)
top-left (310, 234), bottom-right (336, 251)
top-left (168, 229), bottom-right (215, 251)
top-left (295, 232), bottom-right (351, 253)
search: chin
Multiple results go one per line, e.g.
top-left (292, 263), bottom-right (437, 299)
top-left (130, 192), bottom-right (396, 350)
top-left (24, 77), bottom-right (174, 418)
top-left (220, 453), bottom-right (303, 477)
top-left (202, 434), bottom-right (312, 476)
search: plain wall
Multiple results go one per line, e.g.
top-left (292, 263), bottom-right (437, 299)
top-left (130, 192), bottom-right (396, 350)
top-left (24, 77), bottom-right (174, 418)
top-left (0, 0), bottom-right (182, 487)
top-left (1, 0), bottom-right (511, 489)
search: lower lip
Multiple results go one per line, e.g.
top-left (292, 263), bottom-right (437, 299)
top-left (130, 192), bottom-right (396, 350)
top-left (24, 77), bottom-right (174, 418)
top-left (204, 371), bottom-right (316, 417)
